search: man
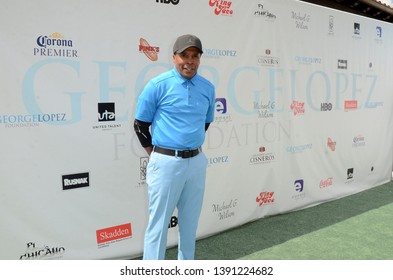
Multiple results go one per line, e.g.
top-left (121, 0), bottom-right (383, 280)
top-left (134, 34), bottom-right (215, 260)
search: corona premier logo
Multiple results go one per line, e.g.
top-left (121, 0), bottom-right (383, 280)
top-left (34, 32), bottom-right (78, 57)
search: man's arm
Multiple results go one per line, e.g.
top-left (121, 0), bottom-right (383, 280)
top-left (134, 119), bottom-right (153, 155)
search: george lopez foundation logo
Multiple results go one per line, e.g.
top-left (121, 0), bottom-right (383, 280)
top-left (96, 223), bottom-right (132, 247)
top-left (139, 38), bottom-right (159, 61)
top-left (256, 191), bottom-right (275, 207)
top-left (209, 0), bottom-right (233, 16)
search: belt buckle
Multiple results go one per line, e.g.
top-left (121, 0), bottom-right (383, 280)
top-left (182, 150), bottom-right (191, 158)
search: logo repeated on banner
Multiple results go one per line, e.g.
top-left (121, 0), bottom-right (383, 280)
top-left (320, 177), bottom-right (333, 189)
top-left (295, 55), bottom-right (322, 65)
top-left (211, 199), bottom-right (238, 221)
top-left (208, 0), bottom-right (234, 16)
top-left (292, 179), bottom-right (306, 200)
top-left (156, 0), bottom-right (179, 5)
top-left (290, 100), bottom-right (305, 116)
top-left (139, 38), bottom-right (159, 61)
top-left (328, 15), bottom-right (334, 35)
top-left (253, 3), bottom-right (277, 21)
top-left (321, 102), bottom-right (333, 111)
top-left (140, 157), bottom-right (148, 181)
top-left (203, 48), bottom-right (237, 58)
top-left (19, 242), bottom-right (66, 260)
top-left (327, 137), bottom-right (336, 151)
top-left (254, 100), bottom-right (275, 119)
top-left (92, 102), bottom-right (122, 130)
top-left (346, 168), bottom-right (354, 183)
top-left (286, 143), bottom-right (312, 154)
top-left (353, 22), bottom-right (360, 36)
top-left (337, 59), bottom-right (348, 69)
top-left (96, 223), bottom-right (132, 248)
top-left (257, 49), bottom-right (280, 67)
top-left (214, 98), bottom-right (232, 124)
top-left (375, 26), bottom-right (383, 42)
top-left (344, 100), bottom-right (358, 111)
top-left (168, 216), bottom-right (178, 229)
top-left (249, 147), bottom-right (275, 165)
top-left (62, 172), bottom-right (90, 190)
top-left (0, 113), bottom-right (67, 129)
top-left (208, 155), bottom-right (229, 167)
top-left (352, 134), bottom-right (365, 147)
top-left (256, 191), bottom-right (275, 207)
top-left (291, 11), bottom-right (310, 30)
top-left (34, 32), bottom-right (78, 58)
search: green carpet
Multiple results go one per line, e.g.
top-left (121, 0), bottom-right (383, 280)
top-left (164, 180), bottom-right (393, 260)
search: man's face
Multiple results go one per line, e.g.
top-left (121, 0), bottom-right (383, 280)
top-left (173, 47), bottom-right (201, 79)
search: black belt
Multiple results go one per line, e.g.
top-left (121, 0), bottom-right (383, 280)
top-left (154, 146), bottom-right (201, 158)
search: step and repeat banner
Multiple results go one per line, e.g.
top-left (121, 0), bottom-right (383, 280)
top-left (1, 0), bottom-right (393, 260)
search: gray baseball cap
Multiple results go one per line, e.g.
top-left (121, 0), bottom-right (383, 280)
top-left (173, 34), bottom-right (203, 54)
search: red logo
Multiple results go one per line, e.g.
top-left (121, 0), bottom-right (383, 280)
top-left (256, 191), bottom-right (275, 207)
top-left (139, 38), bottom-right (159, 61)
top-left (259, 146), bottom-right (266, 153)
top-left (290, 101), bottom-right (305, 116)
top-left (209, 0), bottom-right (233, 16)
top-left (344, 100), bottom-right (357, 111)
top-left (265, 49), bottom-right (271, 55)
top-left (96, 223), bottom-right (132, 244)
top-left (327, 137), bottom-right (336, 151)
top-left (320, 177), bottom-right (333, 188)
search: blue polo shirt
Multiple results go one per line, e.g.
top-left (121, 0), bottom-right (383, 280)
top-left (135, 68), bottom-right (215, 150)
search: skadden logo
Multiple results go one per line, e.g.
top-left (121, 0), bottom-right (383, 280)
top-left (34, 32), bottom-right (78, 58)
top-left (209, 0), bottom-right (233, 16)
top-left (96, 223), bottom-right (132, 247)
top-left (256, 191), bottom-right (275, 207)
top-left (62, 172), bottom-right (89, 190)
top-left (139, 38), bottom-right (159, 61)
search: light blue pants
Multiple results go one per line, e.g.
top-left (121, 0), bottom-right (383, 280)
top-left (143, 151), bottom-right (208, 260)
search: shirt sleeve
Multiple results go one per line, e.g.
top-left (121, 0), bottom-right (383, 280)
top-left (135, 81), bottom-right (157, 123)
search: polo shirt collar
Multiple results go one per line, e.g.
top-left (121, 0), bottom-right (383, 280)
top-left (172, 68), bottom-right (196, 86)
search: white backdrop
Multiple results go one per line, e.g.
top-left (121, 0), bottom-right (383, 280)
top-left (1, 0), bottom-right (392, 260)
